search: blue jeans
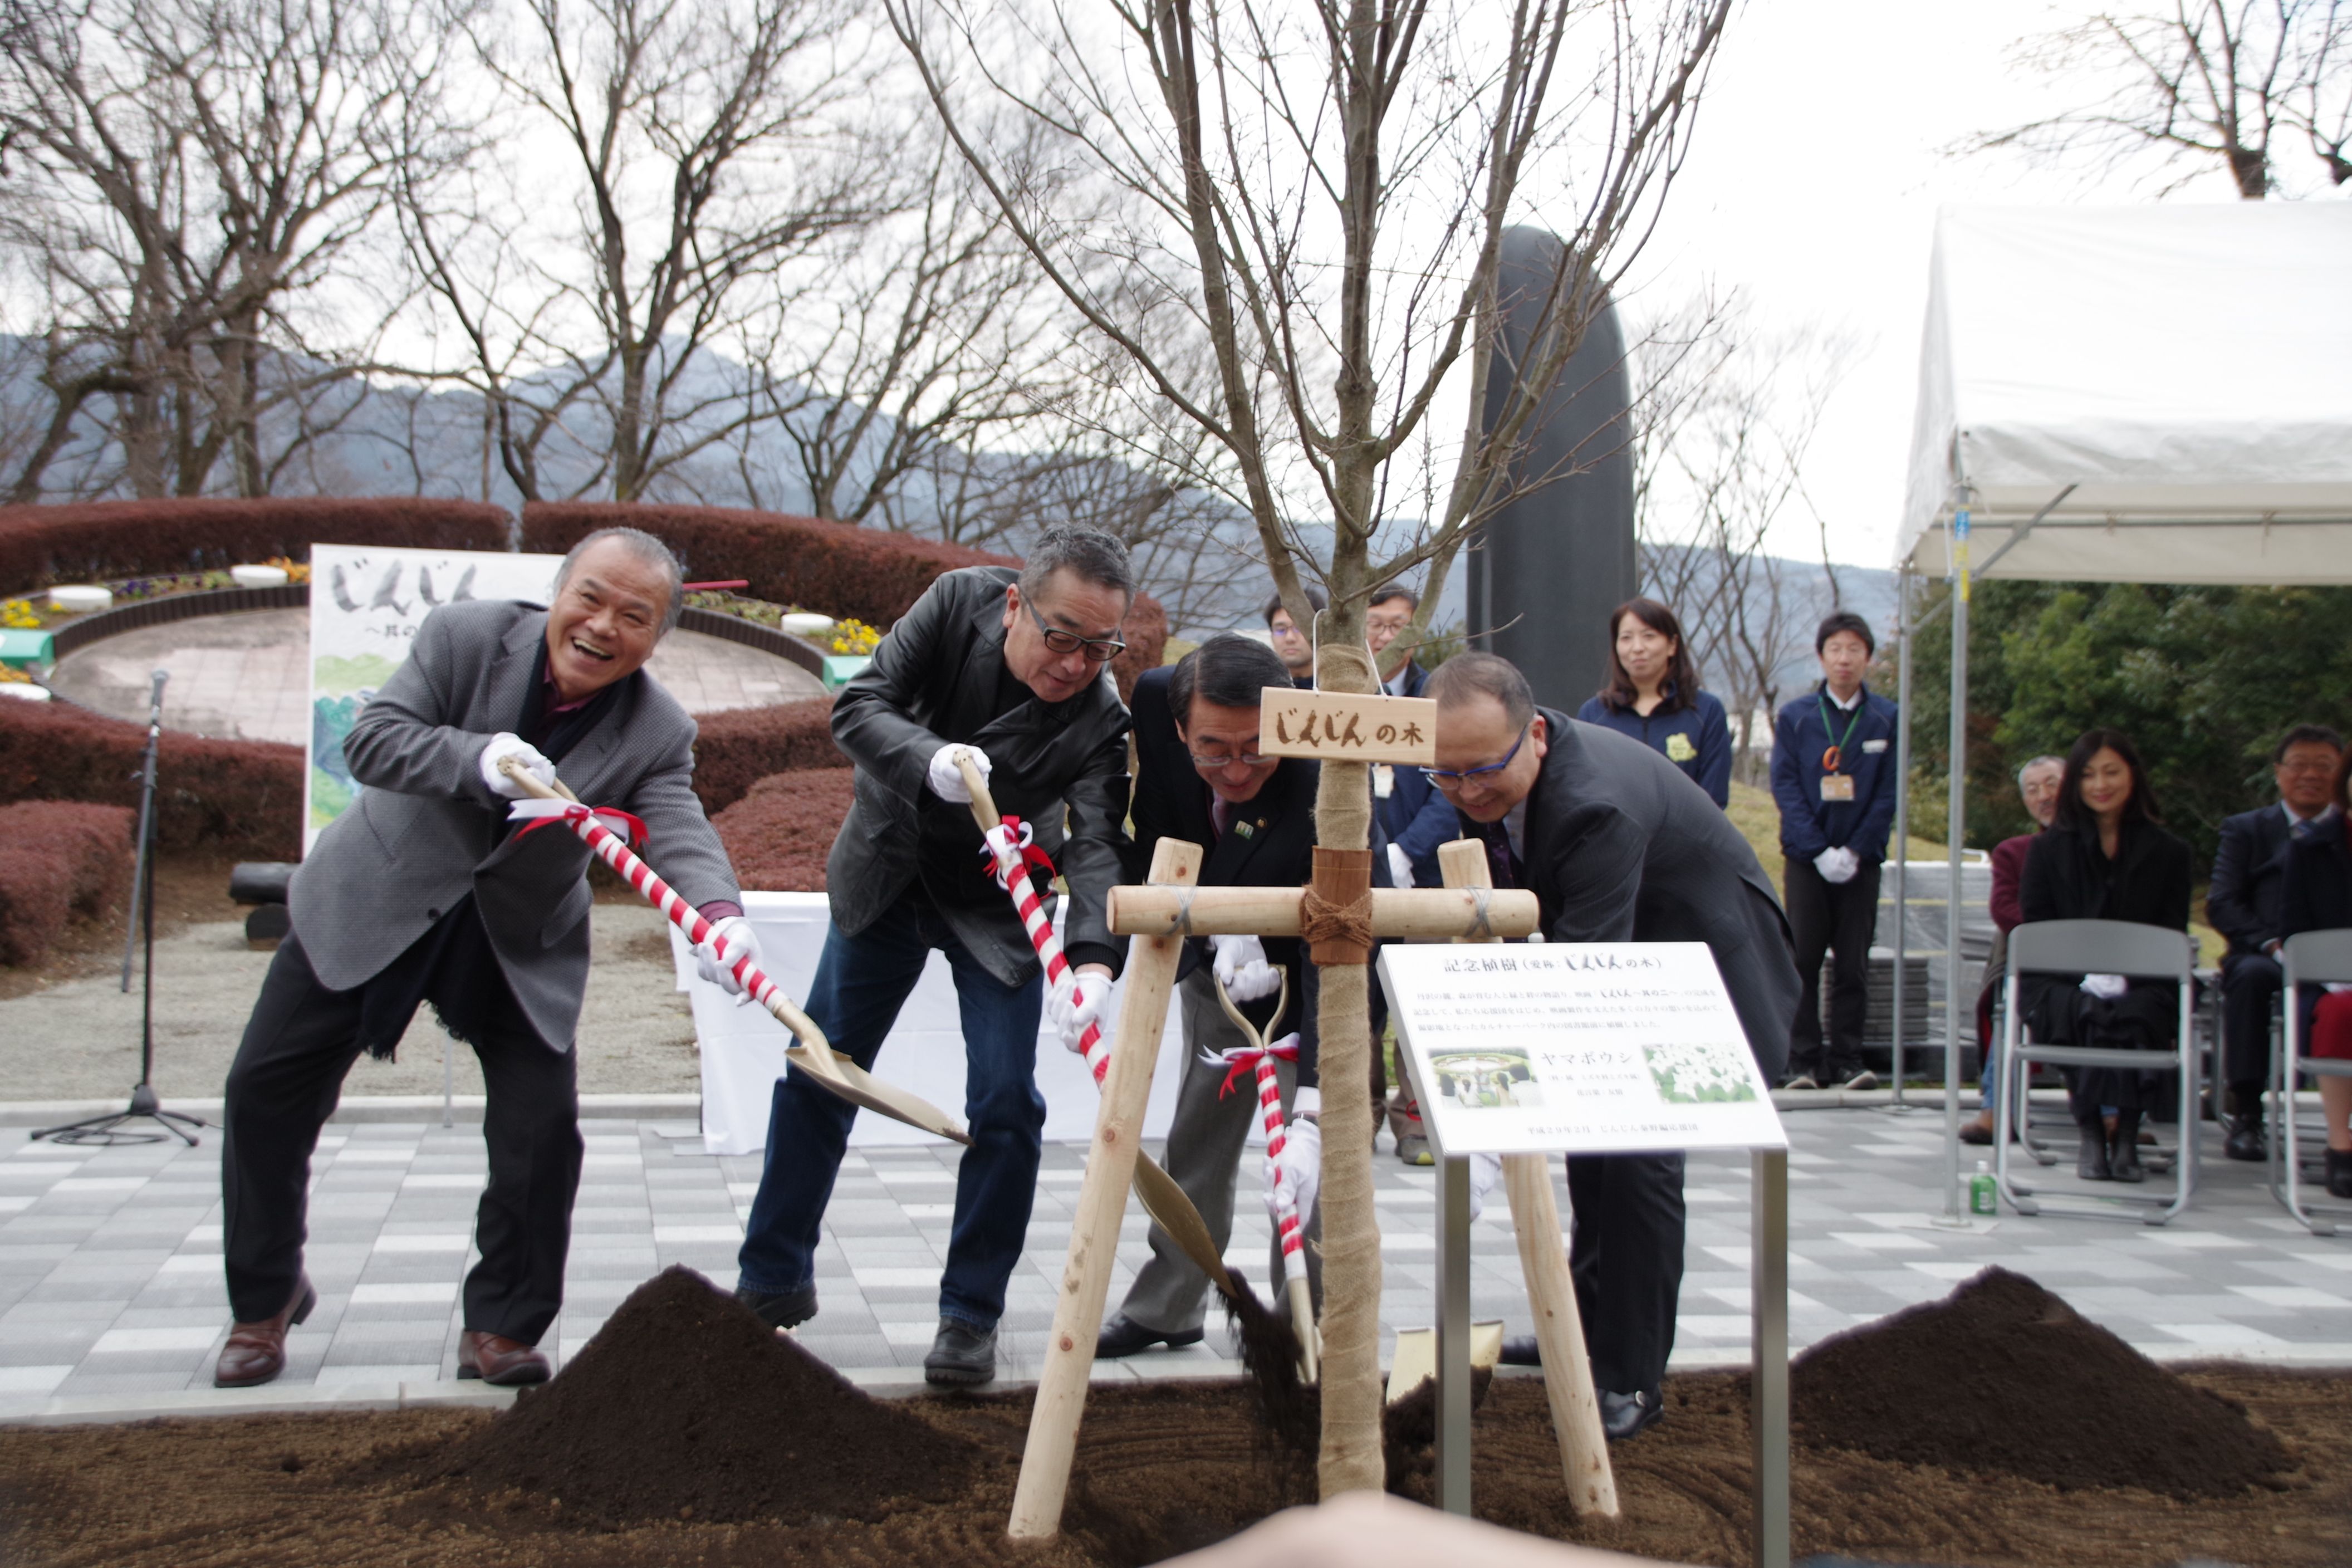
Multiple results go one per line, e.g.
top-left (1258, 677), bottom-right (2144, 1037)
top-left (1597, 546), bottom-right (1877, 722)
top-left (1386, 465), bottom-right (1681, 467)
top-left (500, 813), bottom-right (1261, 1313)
top-left (736, 895), bottom-right (1045, 1329)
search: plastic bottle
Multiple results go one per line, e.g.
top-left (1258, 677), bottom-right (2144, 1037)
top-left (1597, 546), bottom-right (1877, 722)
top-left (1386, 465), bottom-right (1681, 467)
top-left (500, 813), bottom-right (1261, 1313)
top-left (1969, 1159), bottom-right (1997, 1216)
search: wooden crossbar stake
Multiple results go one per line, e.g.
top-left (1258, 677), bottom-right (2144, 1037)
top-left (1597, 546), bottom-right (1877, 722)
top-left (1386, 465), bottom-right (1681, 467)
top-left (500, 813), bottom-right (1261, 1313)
top-left (1437, 839), bottom-right (1618, 1516)
top-left (1008, 836), bottom-right (1202, 1540)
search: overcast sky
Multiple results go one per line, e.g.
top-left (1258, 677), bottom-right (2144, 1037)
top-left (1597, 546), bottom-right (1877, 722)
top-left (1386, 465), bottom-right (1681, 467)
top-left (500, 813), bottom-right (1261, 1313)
top-left (1631, 0), bottom-right (2252, 570)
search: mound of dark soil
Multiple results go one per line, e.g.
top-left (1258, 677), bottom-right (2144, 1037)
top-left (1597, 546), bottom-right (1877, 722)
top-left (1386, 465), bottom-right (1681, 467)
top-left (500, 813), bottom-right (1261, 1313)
top-left (1793, 1266), bottom-right (2292, 1498)
top-left (438, 1265), bottom-right (978, 1526)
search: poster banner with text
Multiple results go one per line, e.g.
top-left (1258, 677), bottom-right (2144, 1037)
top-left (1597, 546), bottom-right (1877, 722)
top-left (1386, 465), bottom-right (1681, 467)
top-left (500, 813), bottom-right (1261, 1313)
top-left (1378, 941), bottom-right (1786, 1157)
top-left (305, 545), bottom-right (565, 854)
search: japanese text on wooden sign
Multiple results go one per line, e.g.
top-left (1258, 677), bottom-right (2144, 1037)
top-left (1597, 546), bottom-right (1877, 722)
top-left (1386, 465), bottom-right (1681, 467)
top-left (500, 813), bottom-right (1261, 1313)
top-left (1378, 942), bottom-right (1787, 1156)
top-left (1257, 687), bottom-right (1437, 766)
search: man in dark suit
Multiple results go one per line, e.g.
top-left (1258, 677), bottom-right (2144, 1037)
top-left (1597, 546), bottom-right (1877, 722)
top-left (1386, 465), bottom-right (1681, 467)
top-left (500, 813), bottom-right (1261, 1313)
top-left (736, 527), bottom-right (1136, 1385)
top-left (217, 528), bottom-right (750, 1390)
top-left (2209, 724), bottom-right (2345, 1160)
top-left (1425, 653), bottom-right (1799, 1440)
top-left (1264, 584), bottom-right (1326, 688)
top-left (1098, 634), bottom-right (1392, 1354)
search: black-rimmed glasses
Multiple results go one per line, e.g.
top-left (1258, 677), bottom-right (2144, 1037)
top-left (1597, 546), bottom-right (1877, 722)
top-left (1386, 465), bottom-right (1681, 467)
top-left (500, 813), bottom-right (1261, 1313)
top-left (1422, 723), bottom-right (1530, 789)
top-left (1026, 598), bottom-right (1127, 663)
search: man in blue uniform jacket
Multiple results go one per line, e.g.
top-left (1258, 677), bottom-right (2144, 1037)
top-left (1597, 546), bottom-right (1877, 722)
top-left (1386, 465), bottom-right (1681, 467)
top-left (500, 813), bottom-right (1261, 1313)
top-left (1770, 611), bottom-right (1899, 1091)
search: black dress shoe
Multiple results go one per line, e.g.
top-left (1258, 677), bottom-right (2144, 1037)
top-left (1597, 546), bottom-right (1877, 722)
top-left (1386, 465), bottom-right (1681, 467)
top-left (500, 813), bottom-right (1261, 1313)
top-left (2223, 1112), bottom-right (2268, 1163)
top-left (1498, 1335), bottom-right (1541, 1367)
top-left (1599, 1389), bottom-right (1662, 1441)
top-left (1095, 1312), bottom-right (1203, 1358)
top-left (734, 1281), bottom-right (817, 1331)
top-left (2326, 1149), bottom-right (2352, 1200)
top-left (2109, 1110), bottom-right (2147, 1183)
top-left (2076, 1124), bottom-right (2112, 1182)
top-left (924, 1316), bottom-right (997, 1386)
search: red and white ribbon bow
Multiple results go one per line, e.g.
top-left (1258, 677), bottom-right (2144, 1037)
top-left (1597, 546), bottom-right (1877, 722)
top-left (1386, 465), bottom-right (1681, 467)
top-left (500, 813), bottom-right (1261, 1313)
top-left (977, 818), bottom-right (1109, 1083)
top-left (1202, 1033), bottom-right (1309, 1287)
top-left (507, 797), bottom-right (648, 849)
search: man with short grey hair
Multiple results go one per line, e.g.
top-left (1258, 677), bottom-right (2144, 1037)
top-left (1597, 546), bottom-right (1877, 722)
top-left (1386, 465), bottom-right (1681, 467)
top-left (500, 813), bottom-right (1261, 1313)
top-left (736, 525), bottom-right (1138, 1385)
top-left (214, 530), bottom-right (757, 1390)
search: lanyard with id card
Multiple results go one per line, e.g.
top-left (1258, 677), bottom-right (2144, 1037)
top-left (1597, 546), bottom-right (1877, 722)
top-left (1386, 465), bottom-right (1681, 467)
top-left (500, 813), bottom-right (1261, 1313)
top-left (1817, 691), bottom-right (1864, 802)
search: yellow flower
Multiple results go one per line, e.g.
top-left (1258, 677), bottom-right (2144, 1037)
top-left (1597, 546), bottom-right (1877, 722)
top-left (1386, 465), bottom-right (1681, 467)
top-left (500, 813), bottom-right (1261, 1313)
top-left (0, 600), bottom-right (40, 630)
top-left (829, 619), bottom-right (880, 656)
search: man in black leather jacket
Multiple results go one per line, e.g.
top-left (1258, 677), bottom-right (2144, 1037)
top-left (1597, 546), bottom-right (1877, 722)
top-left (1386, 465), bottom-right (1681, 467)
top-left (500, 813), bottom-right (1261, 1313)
top-left (734, 527), bottom-right (1136, 1386)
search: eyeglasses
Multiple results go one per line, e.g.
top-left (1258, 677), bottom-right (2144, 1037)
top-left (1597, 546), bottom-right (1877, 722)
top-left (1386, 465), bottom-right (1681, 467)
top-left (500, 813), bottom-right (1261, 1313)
top-left (1422, 723), bottom-right (1530, 790)
top-left (1025, 598), bottom-right (1126, 663)
top-left (1189, 750), bottom-right (1271, 770)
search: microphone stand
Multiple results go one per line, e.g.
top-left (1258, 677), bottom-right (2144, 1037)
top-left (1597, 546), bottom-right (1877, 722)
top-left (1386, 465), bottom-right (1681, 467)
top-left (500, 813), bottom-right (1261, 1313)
top-left (35, 670), bottom-right (206, 1146)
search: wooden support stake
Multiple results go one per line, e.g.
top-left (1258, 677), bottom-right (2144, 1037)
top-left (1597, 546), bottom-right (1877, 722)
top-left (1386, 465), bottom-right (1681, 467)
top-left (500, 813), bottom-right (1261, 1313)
top-left (1108, 884), bottom-right (1539, 941)
top-left (1007, 836), bottom-right (1202, 1541)
top-left (1437, 839), bottom-right (1619, 1517)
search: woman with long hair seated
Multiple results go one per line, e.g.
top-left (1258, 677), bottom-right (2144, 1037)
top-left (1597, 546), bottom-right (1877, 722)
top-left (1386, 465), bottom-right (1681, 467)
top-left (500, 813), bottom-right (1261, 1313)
top-left (1576, 597), bottom-right (1733, 807)
top-left (2278, 747), bottom-right (2352, 1198)
top-left (2017, 728), bottom-right (2193, 1183)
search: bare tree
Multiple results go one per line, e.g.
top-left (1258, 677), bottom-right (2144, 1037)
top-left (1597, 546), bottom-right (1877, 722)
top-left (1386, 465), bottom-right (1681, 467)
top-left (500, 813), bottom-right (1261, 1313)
top-left (1633, 302), bottom-right (1858, 781)
top-left (1966, 2), bottom-right (2352, 197)
top-left (0, 0), bottom-right (460, 499)
top-left (890, 0), bottom-right (1733, 1495)
top-left (400, 0), bottom-right (884, 504)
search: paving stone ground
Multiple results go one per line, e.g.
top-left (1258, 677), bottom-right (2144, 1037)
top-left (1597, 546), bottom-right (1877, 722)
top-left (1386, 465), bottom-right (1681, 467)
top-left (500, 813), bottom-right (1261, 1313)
top-left (3, 1105), bottom-right (2348, 1416)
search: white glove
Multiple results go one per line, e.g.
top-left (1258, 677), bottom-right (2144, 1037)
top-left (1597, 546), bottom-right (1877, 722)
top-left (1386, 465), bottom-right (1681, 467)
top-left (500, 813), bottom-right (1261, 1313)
top-left (1268, 1089), bottom-right (1321, 1231)
top-left (1047, 971), bottom-right (1110, 1055)
top-left (695, 916), bottom-right (762, 1006)
top-left (1464, 1152), bottom-right (1504, 1223)
top-left (1814, 846), bottom-right (1859, 884)
top-left (1212, 933), bottom-right (1282, 1002)
top-left (479, 732), bottom-right (555, 800)
top-left (2080, 972), bottom-right (2129, 999)
top-left (1386, 842), bottom-right (1415, 889)
top-left (927, 744), bottom-right (992, 803)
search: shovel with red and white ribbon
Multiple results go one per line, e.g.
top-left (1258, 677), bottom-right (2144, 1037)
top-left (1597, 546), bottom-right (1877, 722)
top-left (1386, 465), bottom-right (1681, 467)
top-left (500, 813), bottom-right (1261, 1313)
top-left (498, 757), bottom-right (970, 1145)
top-left (952, 749), bottom-right (1253, 1306)
top-left (1205, 971), bottom-right (1320, 1384)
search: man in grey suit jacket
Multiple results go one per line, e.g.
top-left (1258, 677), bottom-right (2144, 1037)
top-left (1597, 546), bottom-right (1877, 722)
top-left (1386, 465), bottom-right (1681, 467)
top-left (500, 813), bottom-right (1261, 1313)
top-left (214, 528), bottom-right (753, 1390)
top-left (736, 526), bottom-right (1136, 1386)
top-left (1424, 653), bottom-right (1798, 1441)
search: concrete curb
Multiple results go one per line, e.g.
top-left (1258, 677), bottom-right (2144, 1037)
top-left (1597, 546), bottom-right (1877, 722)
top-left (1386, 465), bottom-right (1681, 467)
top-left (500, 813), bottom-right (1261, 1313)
top-left (0, 1094), bottom-right (703, 1129)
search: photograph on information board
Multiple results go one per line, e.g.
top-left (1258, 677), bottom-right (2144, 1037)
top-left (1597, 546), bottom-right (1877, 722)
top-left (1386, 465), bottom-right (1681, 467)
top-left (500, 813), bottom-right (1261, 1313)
top-left (1378, 941), bottom-right (1787, 1157)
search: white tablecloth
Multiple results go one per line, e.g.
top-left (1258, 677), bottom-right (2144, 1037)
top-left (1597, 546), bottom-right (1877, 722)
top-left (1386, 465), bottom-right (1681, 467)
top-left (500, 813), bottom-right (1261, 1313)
top-left (670, 892), bottom-right (1196, 1155)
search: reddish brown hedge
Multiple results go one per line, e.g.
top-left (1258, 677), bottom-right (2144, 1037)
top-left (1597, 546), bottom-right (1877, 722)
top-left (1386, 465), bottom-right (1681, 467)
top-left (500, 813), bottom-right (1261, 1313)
top-left (690, 699), bottom-right (843, 817)
top-left (0, 498), bottom-right (511, 590)
top-left (0, 801), bottom-right (135, 965)
top-left (710, 768), bottom-right (856, 892)
top-left (0, 699), bottom-right (301, 858)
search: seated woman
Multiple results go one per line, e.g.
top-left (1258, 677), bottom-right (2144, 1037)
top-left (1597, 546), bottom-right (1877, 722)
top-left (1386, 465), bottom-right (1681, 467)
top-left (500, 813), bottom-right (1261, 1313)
top-left (1576, 597), bottom-right (1732, 808)
top-left (2017, 728), bottom-right (2193, 1184)
top-left (2278, 749), bottom-right (2352, 1199)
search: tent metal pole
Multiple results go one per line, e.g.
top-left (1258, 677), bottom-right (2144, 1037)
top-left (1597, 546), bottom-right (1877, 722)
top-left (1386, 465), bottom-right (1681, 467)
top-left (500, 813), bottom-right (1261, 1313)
top-left (1888, 568), bottom-right (1912, 1109)
top-left (1937, 492), bottom-right (1972, 1225)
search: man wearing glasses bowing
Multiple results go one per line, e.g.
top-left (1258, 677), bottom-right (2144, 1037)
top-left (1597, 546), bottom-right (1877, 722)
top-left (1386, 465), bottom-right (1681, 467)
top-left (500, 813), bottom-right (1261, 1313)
top-left (735, 527), bottom-right (1137, 1386)
top-left (1424, 653), bottom-right (1799, 1439)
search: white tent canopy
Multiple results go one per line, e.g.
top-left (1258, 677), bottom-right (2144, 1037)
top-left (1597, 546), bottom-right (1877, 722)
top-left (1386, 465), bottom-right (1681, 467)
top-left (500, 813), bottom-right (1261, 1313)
top-left (1899, 204), bottom-right (2352, 586)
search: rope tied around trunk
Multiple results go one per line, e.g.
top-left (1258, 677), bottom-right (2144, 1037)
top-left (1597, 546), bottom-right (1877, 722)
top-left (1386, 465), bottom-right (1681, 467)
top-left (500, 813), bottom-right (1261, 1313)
top-left (1300, 881), bottom-right (1375, 962)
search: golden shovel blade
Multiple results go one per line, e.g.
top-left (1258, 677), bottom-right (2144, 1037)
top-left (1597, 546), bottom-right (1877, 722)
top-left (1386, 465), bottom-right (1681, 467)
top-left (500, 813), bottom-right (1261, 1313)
top-left (785, 1045), bottom-right (972, 1146)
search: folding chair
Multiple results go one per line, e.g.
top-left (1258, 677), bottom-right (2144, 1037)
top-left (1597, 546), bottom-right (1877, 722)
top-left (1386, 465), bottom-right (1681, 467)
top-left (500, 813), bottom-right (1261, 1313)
top-left (2272, 928), bottom-right (2352, 1236)
top-left (1996, 919), bottom-right (2198, 1225)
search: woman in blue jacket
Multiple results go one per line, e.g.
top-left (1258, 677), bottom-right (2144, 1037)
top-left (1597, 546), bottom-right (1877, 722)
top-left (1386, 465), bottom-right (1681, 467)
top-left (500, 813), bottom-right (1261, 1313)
top-left (1576, 597), bottom-right (1732, 807)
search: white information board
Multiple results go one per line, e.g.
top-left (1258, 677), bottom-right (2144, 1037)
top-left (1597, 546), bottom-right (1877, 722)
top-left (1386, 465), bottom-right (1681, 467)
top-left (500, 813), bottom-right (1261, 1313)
top-left (306, 545), bottom-right (564, 852)
top-left (1378, 941), bottom-right (1786, 1157)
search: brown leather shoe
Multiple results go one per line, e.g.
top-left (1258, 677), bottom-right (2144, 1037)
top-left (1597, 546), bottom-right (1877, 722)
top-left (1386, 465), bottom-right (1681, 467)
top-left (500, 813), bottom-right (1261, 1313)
top-left (458, 1330), bottom-right (551, 1386)
top-left (213, 1277), bottom-right (316, 1389)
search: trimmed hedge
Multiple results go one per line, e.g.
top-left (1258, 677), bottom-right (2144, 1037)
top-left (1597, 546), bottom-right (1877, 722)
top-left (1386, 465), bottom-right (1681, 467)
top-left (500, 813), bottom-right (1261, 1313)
top-left (523, 502), bottom-right (1168, 700)
top-left (710, 768), bottom-right (856, 892)
top-left (689, 699), bottom-right (844, 818)
top-left (0, 801), bottom-right (135, 964)
top-left (0, 497), bottom-right (512, 589)
top-left (0, 699), bottom-right (302, 858)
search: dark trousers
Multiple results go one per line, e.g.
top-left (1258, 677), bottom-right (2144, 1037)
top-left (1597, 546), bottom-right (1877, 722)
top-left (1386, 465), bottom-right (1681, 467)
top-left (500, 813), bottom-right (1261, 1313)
top-left (1567, 1151), bottom-right (1685, 1396)
top-left (1785, 856), bottom-right (1883, 1076)
top-left (737, 894), bottom-right (1045, 1328)
top-left (2221, 952), bottom-right (2284, 1101)
top-left (221, 935), bottom-right (583, 1340)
